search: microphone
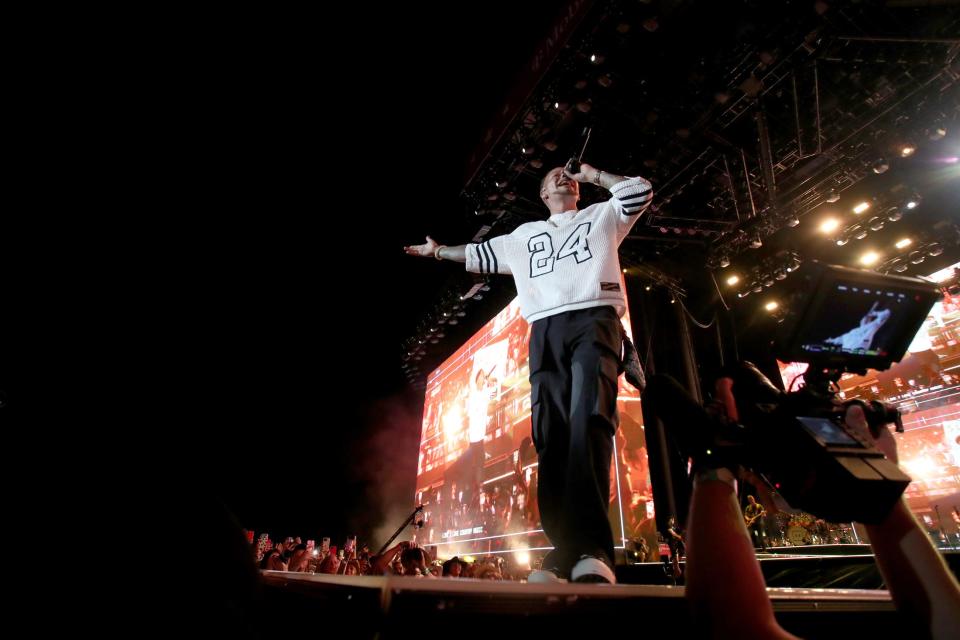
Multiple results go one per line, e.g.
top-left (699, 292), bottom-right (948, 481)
top-left (565, 127), bottom-right (592, 174)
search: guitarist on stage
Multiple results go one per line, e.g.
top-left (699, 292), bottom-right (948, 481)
top-left (743, 494), bottom-right (768, 550)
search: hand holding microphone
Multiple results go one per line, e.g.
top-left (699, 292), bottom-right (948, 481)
top-left (565, 126), bottom-right (592, 176)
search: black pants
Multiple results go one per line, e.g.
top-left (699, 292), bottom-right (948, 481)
top-left (529, 305), bottom-right (621, 572)
top-left (749, 521), bottom-right (768, 549)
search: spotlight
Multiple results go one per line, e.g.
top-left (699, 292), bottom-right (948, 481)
top-left (895, 238), bottom-right (912, 249)
top-left (853, 201), bottom-right (871, 215)
top-left (860, 251), bottom-right (880, 266)
top-left (765, 301), bottom-right (779, 311)
top-left (927, 126), bottom-right (946, 141)
top-left (836, 237), bottom-right (849, 246)
top-left (726, 275), bottom-right (740, 286)
top-left (900, 145), bottom-right (916, 157)
top-left (820, 218), bottom-right (840, 233)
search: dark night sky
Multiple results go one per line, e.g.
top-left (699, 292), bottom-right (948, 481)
top-left (163, 3), bottom-right (571, 547)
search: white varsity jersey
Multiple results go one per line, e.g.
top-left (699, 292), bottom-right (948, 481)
top-left (465, 177), bottom-right (653, 323)
top-left (466, 387), bottom-right (491, 443)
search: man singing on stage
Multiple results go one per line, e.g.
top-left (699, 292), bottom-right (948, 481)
top-left (404, 162), bottom-right (652, 583)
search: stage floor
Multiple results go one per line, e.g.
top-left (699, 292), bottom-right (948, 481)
top-left (260, 571), bottom-right (911, 639)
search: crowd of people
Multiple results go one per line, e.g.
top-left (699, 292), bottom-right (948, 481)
top-left (253, 534), bottom-right (530, 581)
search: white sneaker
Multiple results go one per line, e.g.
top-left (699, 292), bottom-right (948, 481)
top-left (527, 568), bottom-right (565, 584)
top-left (570, 556), bottom-right (616, 584)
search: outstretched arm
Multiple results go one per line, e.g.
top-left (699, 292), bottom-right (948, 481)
top-left (404, 236), bottom-right (467, 263)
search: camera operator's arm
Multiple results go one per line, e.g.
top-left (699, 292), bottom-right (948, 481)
top-left (685, 468), bottom-right (799, 639)
top-left (645, 372), bottom-right (797, 638)
top-left (845, 405), bottom-right (960, 639)
top-left (714, 377), bottom-right (739, 422)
